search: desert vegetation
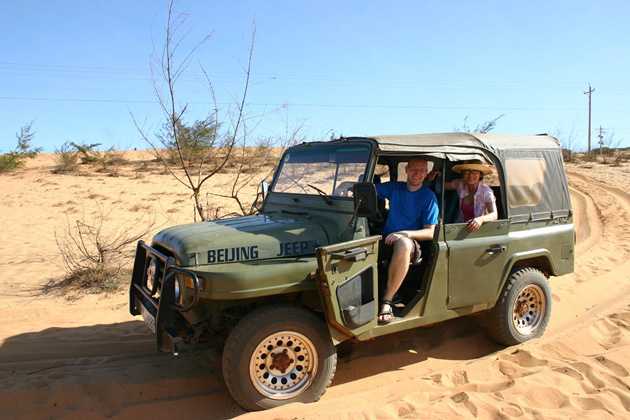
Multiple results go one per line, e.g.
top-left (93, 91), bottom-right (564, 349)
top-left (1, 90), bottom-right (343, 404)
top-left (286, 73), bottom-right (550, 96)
top-left (53, 199), bottom-right (156, 295)
top-left (43, 144), bottom-right (282, 295)
top-left (3, 139), bottom-right (621, 297)
top-left (0, 121), bottom-right (42, 172)
top-left (51, 141), bottom-right (128, 176)
top-left (3, 115), bottom-right (625, 297)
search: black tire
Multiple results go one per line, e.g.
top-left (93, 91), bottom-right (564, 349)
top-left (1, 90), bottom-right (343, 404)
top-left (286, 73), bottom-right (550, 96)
top-left (484, 267), bottom-right (552, 346)
top-left (222, 304), bottom-right (337, 411)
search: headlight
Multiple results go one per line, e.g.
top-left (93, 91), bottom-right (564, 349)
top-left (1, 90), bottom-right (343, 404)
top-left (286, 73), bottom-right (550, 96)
top-left (147, 258), bottom-right (157, 291)
top-left (174, 277), bottom-right (181, 301)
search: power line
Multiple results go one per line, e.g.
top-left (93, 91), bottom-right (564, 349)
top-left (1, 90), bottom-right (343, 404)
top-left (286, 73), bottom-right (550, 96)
top-left (5, 60), bottom-right (630, 89)
top-left (0, 95), bottom-right (597, 111)
top-left (5, 61), bottom-right (630, 93)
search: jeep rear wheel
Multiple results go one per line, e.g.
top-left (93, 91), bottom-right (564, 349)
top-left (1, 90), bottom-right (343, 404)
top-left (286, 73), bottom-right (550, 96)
top-left (222, 304), bottom-right (337, 411)
top-left (484, 267), bottom-right (551, 346)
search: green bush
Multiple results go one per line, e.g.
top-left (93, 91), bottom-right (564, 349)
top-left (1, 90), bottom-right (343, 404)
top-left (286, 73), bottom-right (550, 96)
top-left (70, 142), bottom-right (102, 164)
top-left (0, 154), bottom-right (25, 172)
top-left (0, 121), bottom-right (42, 172)
top-left (52, 141), bottom-right (80, 174)
top-left (157, 116), bottom-right (219, 164)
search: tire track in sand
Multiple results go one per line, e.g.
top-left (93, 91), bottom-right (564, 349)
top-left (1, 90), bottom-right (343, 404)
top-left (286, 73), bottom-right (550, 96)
top-left (567, 171), bottom-right (630, 282)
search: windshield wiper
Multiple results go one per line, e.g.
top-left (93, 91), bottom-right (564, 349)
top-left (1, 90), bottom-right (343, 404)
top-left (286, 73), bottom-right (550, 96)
top-left (307, 184), bottom-right (333, 206)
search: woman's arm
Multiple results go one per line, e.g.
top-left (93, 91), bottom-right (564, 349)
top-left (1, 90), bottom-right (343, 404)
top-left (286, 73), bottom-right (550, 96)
top-left (467, 201), bottom-right (498, 230)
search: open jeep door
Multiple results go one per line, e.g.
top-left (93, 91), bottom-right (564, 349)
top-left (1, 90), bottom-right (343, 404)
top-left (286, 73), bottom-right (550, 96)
top-left (315, 236), bottom-right (380, 341)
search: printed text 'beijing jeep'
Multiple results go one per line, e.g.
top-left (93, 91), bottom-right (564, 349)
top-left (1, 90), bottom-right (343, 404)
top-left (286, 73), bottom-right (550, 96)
top-left (129, 133), bottom-right (574, 411)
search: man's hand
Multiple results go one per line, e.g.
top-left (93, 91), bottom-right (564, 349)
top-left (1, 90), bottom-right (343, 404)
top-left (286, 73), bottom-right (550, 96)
top-left (385, 232), bottom-right (409, 246)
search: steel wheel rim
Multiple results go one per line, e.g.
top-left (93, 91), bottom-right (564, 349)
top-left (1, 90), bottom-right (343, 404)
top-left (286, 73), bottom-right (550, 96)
top-left (249, 331), bottom-right (318, 400)
top-left (512, 284), bottom-right (546, 335)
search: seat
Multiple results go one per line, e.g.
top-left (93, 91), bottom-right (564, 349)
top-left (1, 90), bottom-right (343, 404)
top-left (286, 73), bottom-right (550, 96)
top-left (444, 189), bottom-right (460, 224)
top-left (490, 186), bottom-right (505, 219)
top-left (368, 175), bottom-right (387, 234)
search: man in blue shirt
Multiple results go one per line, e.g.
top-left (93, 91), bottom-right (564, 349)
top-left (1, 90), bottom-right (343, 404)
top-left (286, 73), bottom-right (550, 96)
top-left (374, 157), bottom-right (439, 324)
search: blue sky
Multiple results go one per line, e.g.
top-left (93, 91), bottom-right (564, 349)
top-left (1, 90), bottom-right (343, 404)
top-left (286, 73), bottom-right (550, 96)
top-left (1, 0), bottom-right (629, 153)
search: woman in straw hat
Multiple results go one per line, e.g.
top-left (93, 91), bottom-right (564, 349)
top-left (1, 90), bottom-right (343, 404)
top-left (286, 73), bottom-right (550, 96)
top-left (429, 160), bottom-right (498, 230)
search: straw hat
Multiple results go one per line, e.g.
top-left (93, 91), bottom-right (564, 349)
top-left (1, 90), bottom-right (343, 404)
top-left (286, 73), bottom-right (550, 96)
top-left (452, 160), bottom-right (493, 176)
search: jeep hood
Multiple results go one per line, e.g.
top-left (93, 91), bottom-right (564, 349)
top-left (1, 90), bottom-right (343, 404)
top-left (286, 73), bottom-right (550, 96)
top-left (151, 214), bottom-right (332, 266)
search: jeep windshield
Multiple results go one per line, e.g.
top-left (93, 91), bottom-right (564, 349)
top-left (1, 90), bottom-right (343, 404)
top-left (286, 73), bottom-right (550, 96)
top-left (271, 144), bottom-right (371, 197)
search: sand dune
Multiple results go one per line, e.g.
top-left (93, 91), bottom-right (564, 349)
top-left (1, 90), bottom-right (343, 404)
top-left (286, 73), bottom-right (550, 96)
top-left (0, 153), bottom-right (628, 419)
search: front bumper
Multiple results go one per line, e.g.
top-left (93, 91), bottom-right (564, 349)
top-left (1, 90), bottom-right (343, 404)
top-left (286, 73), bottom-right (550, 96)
top-left (129, 240), bottom-right (200, 354)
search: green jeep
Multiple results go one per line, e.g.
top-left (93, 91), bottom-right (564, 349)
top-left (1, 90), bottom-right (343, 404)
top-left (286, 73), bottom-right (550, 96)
top-left (129, 133), bottom-right (574, 410)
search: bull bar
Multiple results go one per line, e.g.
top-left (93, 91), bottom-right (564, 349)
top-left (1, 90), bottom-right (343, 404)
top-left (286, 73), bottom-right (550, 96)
top-left (129, 240), bottom-right (200, 354)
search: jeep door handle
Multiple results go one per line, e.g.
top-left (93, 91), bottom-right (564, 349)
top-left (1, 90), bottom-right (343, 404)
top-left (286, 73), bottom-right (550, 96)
top-left (331, 248), bottom-right (373, 262)
top-left (486, 246), bottom-right (506, 254)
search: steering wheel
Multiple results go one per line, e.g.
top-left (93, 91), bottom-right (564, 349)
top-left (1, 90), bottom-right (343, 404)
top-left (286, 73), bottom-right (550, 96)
top-left (333, 181), bottom-right (355, 197)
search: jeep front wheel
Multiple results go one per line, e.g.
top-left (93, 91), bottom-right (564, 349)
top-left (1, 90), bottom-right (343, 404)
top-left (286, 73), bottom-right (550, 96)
top-left (222, 304), bottom-right (337, 411)
top-left (484, 267), bottom-right (552, 346)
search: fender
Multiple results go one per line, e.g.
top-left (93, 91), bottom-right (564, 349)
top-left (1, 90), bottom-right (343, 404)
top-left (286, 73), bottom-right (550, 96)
top-left (492, 248), bottom-right (555, 305)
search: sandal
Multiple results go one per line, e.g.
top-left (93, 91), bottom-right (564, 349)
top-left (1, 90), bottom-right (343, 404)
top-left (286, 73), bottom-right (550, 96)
top-left (378, 300), bottom-right (394, 325)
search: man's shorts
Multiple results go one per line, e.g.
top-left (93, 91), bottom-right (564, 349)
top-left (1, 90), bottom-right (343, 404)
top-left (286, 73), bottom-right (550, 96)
top-left (378, 237), bottom-right (423, 265)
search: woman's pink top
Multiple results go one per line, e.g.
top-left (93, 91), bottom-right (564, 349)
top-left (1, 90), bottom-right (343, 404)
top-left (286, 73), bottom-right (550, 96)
top-left (452, 179), bottom-right (496, 223)
top-left (461, 202), bottom-right (475, 222)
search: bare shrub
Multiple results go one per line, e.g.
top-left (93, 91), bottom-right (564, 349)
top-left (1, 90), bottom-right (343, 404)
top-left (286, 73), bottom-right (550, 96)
top-left (132, 1), bottom-right (310, 221)
top-left (552, 127), bottom-right (579, 163)
top-left (614, 151), bottom-right (629, 166)
top-left (131, 1), bottom-right (251, 221)
top-left (597, 131), bottom-right (623, 164)
top-left (54, 200), bottom-right (157, 294)
top-left (96, 148), bottom-right (127, 176)
top-left (212, 140), bottom-right (277, 216)
top-left (135, 160), bottom-right (154, 173)
top-left (454, 114), bottom-right (505, 133)
top-left (209, 105), bottom-right (308, 217)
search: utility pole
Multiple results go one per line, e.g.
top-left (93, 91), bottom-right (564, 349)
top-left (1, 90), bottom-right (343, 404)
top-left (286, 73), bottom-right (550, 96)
top-left (584, 84), bottom-right (595, 156)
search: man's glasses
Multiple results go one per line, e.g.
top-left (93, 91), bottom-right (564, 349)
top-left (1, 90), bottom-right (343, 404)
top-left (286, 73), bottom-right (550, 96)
top-left (408, 168), bottom-right (427, 174)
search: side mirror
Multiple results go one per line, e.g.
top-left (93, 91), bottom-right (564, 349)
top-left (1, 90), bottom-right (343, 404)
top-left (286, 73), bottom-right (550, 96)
top-left (253, 180), bottom-right (269, 212)
top-left (352, 182), bottom-right (378, 217)
top-left (261, 180), bottom-right (269, 200)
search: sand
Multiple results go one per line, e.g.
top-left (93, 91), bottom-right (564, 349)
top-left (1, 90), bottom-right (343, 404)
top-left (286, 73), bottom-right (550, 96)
top-left (0, 152), bottom-right (629, 419)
